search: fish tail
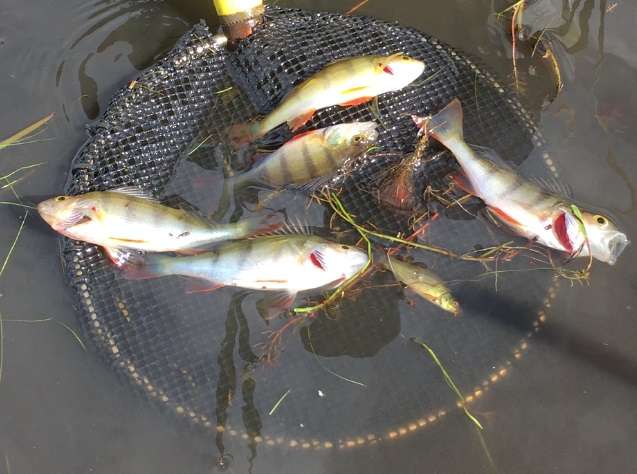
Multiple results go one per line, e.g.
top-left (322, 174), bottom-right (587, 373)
top-left (210, 172), bottom-right (252, 222)
top-left (414, 98), bottom-right (464, 146)
top-left (109, 248), bottom-right (170, 280)
top-left (227, 121), bottom-right (262, 148)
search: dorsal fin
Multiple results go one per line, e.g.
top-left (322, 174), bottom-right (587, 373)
top-left (530, 176), bottom-right (573, 198)
top-left (109, 186), bottom-right (159, 202)
top-left (469, 144), bottom-right (515, 171)
top-left (249, 218), bottom-right (312, 238)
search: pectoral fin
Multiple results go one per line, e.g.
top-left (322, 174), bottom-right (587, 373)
top-left (489, 207), bottom-right (523, 227)
top-left (256, 291), bottom-right (297, 321)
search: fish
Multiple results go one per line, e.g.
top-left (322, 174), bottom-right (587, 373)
top-left (111, 234), bottom-right (369, 319)
top-left (37, 187), bottom-right (277, 257)
top-left (414, 98), bottom-right (629, 265)
top-left (385, 255), bottom-right (460, 315)
top-left (230, 122), bottom-right (378, 191)
top-left (229, 53), bottom-right (425, 145)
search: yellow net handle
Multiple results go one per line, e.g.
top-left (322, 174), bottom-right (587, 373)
top-left (213, 0), bottom-right (263, 17)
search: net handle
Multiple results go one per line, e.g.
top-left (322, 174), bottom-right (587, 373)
top-left (213, 0), bottom-right (264, 45)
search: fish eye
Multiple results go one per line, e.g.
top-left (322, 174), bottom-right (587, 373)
top-left (595, 215), bottom-right (608, 226)
top-left (352, 135), bottom-right (364, 143)
top-left (341, 245), bottom-right (350, 250)
top-left (55, 196), bottom-right (66, 202)
top-left (401, 54), bottom-right (410, 60)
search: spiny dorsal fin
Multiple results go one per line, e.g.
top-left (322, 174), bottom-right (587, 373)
top-left (469, 144), bottom-right (515, 171)
top-left (530, 176), bottom-right (573, 198)
top-left (271, 218), bottom-right (313, 236)
top-left (109, 186), bottom-right (159, 202)
top-left (249, 217), bottom-right (312, 238)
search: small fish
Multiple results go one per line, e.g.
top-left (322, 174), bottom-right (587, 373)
top-left (231, 122), bottom-right (378, 191)
top-left (111, 234), bottom-right (368, 318)
top-left (229, 53), bottom-right (424, 144)
top-left (37, 187), bottom-right (275, 256)
top-left (386, 255), bottom-right (460, 315)
top-left (414, 99), bottom-right (629, 265)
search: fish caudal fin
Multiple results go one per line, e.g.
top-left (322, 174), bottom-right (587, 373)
top-left (414, 98), bottom-right (464, 146)
top-left (107, 247), bottom-right (165, 280)
top-left (227, 121), bottom-right (262, 148)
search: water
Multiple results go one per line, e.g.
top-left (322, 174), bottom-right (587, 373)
top-left (1, 0), bottom-right (636, 473)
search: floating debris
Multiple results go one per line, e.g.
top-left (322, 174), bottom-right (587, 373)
top-left (268, 389), bottom-right (291, 415)
top-left (0, 113), bottom-right (54, 150)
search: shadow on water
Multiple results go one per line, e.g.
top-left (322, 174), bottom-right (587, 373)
top-left (300, 271), bottom-right (402, 358)
top-left (464, 284), bottom-right (637, 388)
top-left (214, 292), bottom-right (262, 472)
top-left (1, 0), bottom-right (637, 472)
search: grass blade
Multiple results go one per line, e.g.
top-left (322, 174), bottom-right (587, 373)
top-left (411, 337), bottom-right (483, 430)
top-left (0, 312), bottom-right (4, 386)
top-left (53, 320), bottom-right (87, 352)
top-left (0, 113), bottom-right (54, 151)
top-left (0, 211), bottom-right (28, 278)
top-left (268, 389), bottom-right (291, 415)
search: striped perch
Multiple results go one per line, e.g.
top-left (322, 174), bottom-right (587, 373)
top-left (229, 122), bottom-right (378, 190)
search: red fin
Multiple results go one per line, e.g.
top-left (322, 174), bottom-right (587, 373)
top-left (451, 172), bottom-right (475, 195)
top-left (288, 110), bottom-right (316, 132)
top-left (256, 292), bottom-right (297, 320)
top-left (310, 250), bottom-right (326, 270)
top-left (288, 130), bottom-right (317, 142)
top-left (553, 212), bottom-right (573, 253)
top-left (184, 280), bottom-right (225, 294)
top-left (252, 222), bottom-right (283, 237)
top-left (339, 96), bottom-right (374, 107)
top-left (106, 248), bottom-right (156, 280)
top-left (490, 207), bottom-right (522, 227)
top-left (382, 65), bottom-right (394, 75)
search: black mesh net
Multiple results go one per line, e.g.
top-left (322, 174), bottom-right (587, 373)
top-left (61, 6), bottom-right (558, 449)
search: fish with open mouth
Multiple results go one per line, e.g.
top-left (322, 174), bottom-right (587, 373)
top-left (413, 99), bottom-right (629, 265)
top-left (37, 187), bottom-right (276, 257)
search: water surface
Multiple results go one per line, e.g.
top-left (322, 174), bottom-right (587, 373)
top-left (0, 0), bottom-right (635, 473)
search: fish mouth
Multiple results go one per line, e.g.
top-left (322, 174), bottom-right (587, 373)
top-left (36, 203), bottom-right (58, 227)
top-left (606, 234), bottom-right (629, 265)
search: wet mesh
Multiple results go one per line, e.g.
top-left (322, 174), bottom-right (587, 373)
top-left (62, 6), bottom-right (556, 448)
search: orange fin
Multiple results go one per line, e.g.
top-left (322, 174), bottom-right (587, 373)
top-left (184, 280), bottom-right (225, 294)
top-left (451, 172), bottom-right (475, 195)
top-left (288, 129), bottom-right (318, 142)
top-left (339, 96), bottom-right (374, 107)
top-left (489, 207), bottom-right (522, 227)
top-left (288, 110), bottom-right (316, 132)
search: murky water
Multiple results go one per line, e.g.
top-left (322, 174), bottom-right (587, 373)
top-left (1, 0), bottom-right (636, 473)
